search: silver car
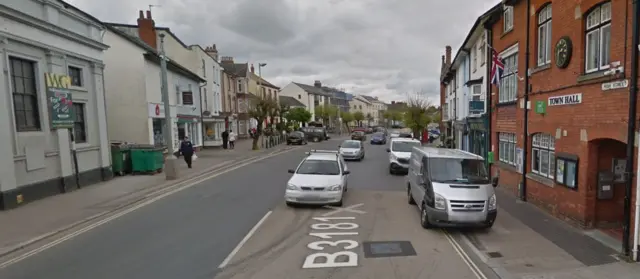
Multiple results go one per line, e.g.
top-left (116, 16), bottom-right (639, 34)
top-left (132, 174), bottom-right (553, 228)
top-left (285, 150), bottom-right (350, 206)
top-left (339, 140), bottom-right (365, 161)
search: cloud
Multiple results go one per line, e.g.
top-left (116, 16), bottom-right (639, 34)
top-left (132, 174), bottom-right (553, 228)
top-left (66, 0), bottom-right (498, 104)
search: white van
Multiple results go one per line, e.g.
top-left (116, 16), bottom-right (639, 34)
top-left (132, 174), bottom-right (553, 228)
top-left (387, 137), bottom-right (422, 174)
top-left (406, 147), bottom-right (498, 229)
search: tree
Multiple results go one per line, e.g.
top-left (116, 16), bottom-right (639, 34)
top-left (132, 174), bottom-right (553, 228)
top-left (315, 104), bottom-right (339, 127)
top-left (249, 97), bottom-right (278, 150)
top-left (286, 107), bottom-right (312, 127)
top-left (382, 110), bottom-right (391, 127)
top-left (353, 111), bottom-right (364, 127)
top-left (341, 111), bottom-right (354, 132)
top-left (403, 96), bottom-right (432, 140)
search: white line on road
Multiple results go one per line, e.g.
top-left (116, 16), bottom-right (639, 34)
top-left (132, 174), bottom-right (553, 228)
top-left (443, 230), bottom-right (489, 279)
top-left (218, 210), bottom-right (272, 269)
top-left (0, 148), bottom-right (297, 270)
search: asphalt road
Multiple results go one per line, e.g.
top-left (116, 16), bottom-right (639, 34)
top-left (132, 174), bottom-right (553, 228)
top-left (0, 135), bottom-right (492, 279)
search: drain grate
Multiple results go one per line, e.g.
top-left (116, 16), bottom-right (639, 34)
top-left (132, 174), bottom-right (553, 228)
top-left (363, 241), bottom-right (417, 258)
top-left (487, 251), bottom-right (503, 258)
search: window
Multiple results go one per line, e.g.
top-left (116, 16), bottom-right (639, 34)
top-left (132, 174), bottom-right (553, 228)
top-left (68, 66), bottom-right (83, 87)
top-left (473, 47), bottom-right (477, 71)
top-left (585, 2), bottom-right (611, 73)
top-left (531, 133), bottom-right (555, 178)
top-left (556, 155), bottom-right (578, 189)
top-left (73, 103), bottom-right (87, 143)
top-left (472, 84), bottom-right (482, 101)
top-left (537, 4), bottom-right (552, 66)
top-left (298, 94), bottom-right (301, 99)
top-left (182, 92), bottom-right (194, 105)
top-left (237, 80), bottom-right (243, 92)
top-left (499, 52), bottom-right (518, 103)
top-left (498, 132), bottom-right (516, 165)
top-left (504, 6), bottom-right (514, 32)
top-left (10, 57), bottom-right (41, 131)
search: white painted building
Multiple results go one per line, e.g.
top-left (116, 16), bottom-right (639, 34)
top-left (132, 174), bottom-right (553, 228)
top-left (193, 44), bottom-right (224, 147)
top-left (0, 0), bottom-right (112, 210)
top-left (278, 81), bottom-right (332, 123)
top-left (102, 25), bottom-right (205, 152)
top-left (349, 95), bottom-right (373, 126)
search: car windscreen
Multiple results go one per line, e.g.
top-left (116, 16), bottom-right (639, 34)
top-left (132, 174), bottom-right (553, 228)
top-left (296, 159), bottom-right (340, 175)
top-left (428, 158), bottom-right (489, 184)
top-left (352, 131), bottom-right (364, 136)
top-left (314, 128), bottom-right (324, 133)
top-left (372, 132), bottom-right (384, 137)
top-left (391, 141), bottom-right (420, 152)
top-left (289, 132), bottom-right (304, 137)
top-left (341, 141), bottom-right (361, 148)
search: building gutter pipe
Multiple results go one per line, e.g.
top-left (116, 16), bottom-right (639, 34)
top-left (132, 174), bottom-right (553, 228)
top-left (627, 0), bottom-right (640, 260)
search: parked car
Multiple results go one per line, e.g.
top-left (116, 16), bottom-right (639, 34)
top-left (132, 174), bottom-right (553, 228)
top-left (300, 127), bottom-right (326, 142)
top-left (365, 127), bottom-right (374, 134)
top-left (287, 131), bottom-right (308, 145)
top-left (351, 131), bottom-right (366, 141)
top-left (339, 140), bottom-right (365, 161)
top-left (285, 150), bottom-right (349, 206)
top-left (370, 132), bottom-right (387, 145)
top-left (387, 137), bottom-right (421, 174)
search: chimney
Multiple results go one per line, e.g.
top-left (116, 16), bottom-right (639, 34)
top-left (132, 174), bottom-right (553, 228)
top-left (314, 80), bottom-right (322, 87)
top-left (250, 64), bottom-right (255, 73)
top-left (205, 44), bottom-right (219, 61)
top-left (441, 55), bottom-right (445, 64)
top-left (137, 10), bottom-right (157, 49)
top-left (220, 56), bottom-right (234, 64)
top-left (445, 45), bottom-right (452, 65)
top-left (391, 101), bottom-right (396, 104)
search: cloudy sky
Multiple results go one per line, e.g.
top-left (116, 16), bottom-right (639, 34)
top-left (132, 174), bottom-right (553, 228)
top-left (67, 0), bottom-right (498, 104)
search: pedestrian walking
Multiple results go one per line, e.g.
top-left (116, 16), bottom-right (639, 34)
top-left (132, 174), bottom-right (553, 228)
top-left (179, 136), bottom-right (195, 168)
top-left (221, 129), bottom-right (229, 149)
top-left (229, 130), bottom-right (237, 149)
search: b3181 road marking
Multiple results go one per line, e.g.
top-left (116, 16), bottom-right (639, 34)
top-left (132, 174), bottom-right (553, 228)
top-left (321, 203), bottom-right (366, 216)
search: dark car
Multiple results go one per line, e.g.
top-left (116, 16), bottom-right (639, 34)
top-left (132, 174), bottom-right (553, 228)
top-left (351, 131), bottom-right (366, 141)
top-left (287, 131), bottom-right (308, 145)
top-left (399, 132), bottom-right (413, 138)
top-left (300, 127), bottom-right (326, 142)
top-left (370, 132), bottom-right (386, 145)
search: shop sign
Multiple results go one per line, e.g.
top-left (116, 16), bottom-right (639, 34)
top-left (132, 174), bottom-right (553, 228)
top-left (45, 73), bottom-right (74, 129)
top-left (176, 104), bottom-right (199, 116)
top-left (548, 93), bottom-right (582, 106)
top-left (468, 100), bottom-right (484, 115)
top-left (601, 79), bottom-right (628, 91)
top-left (148, 102), bottom-right (176, 118)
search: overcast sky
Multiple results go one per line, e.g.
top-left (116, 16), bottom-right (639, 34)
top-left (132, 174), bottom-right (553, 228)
top-left (67, 0), bottom-right (498, 104)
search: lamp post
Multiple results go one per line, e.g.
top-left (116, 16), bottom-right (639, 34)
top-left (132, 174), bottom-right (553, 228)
top-left (159, 34), bottom-right (178, 180)
top-left (258, 63), bottom-right (267, 127)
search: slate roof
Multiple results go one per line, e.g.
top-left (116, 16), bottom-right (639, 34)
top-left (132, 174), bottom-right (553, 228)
top-left (293, 82), bottom-right (332, 96)
top-left (360, 95), bottom-right (380, 103)
top-left (279, 96), bottom-right (305, 107)
top-left (222, 63), bottom-right (248, 77)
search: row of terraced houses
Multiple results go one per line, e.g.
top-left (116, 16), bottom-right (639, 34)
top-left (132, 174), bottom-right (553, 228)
top-left (440, 0), bottom-right (640, 259)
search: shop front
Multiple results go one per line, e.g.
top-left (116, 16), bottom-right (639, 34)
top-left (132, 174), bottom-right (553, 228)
top-left (467, 116), bottom-right (488, 159)
top-left (148, 102), bottom-right (177, 147)
top-left (176, 104), bottom-right (202, 150)
top-left (202, 111), bottom-right (225, 147)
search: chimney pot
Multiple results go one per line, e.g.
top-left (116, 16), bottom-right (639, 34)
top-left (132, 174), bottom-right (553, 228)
top-left (314, 80), bottom-right (321, 87)
top-left (139, 10), bottom-right (144, 19)
top-left (250, 64), bottom-right (255, 73)
top-left (445, 45), bottom-right (452, 65)
top-left (146, 10), bottom-right (152, 19)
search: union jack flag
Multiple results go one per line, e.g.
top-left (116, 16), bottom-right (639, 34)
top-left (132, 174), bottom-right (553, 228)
top-left (489, 45), bottom-right (504, 86)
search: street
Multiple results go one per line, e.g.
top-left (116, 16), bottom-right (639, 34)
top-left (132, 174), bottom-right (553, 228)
top-left (0, 136), bottom-right (490, 279)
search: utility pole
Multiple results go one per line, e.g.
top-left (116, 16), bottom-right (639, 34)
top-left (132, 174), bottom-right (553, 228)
top-left (160, 33), bottom-right (178, 180)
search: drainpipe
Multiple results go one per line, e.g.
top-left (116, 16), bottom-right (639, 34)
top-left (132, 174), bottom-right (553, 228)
top-left (199, 81), bottom-right (207, 148)
top-left (624, 0), bottom-right (640, 259)
top-left (520, 0), bottom-right (531, 201)
top-left (485, 26), bottom-right (493, 168)
top-left (634, 138), bottom-right (640, 261)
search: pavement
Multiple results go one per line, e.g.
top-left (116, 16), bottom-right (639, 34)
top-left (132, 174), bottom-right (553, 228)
top-left (0, 135), bottom-right (638, 279)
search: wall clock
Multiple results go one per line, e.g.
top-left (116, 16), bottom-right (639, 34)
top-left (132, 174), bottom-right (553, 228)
top-left (555, 36), bottom-right (573, 69)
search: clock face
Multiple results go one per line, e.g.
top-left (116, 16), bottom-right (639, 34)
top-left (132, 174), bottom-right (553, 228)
top-left (555, 37), bottom-right (573, 69)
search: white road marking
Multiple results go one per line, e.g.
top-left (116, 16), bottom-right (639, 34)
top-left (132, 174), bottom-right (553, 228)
top-left (443, 230), bottom-right (489, 279)
top-left (321, 203), bottom-right (366, 216)
top-left (0, 148), bottom-right (298, 270)
top-left (218, 211), bottom-right (272, 269)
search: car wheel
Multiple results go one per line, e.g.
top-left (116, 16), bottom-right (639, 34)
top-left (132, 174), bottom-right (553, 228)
top-left (286, 202), bottom-right (295, 207)
top-left (389, 166), bottom-right (395, 175)
top-left (313, 137), bottom-right (319, 142)
top-left (420, 203), bottom-right (434, 229)
top-left (408, 186), bottom-right (416, 205)
top-left (303, 141), bottom-right (308, 145)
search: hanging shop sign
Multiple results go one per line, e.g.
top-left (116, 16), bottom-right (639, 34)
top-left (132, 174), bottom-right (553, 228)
top-left (148, 102), bottom-right (176, 118)
top-left (548, 93), bottom-right (582, 106)
top-left (45, 73), bottom-right (74, 129)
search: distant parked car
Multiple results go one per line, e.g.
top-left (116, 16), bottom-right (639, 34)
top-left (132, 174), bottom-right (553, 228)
top-left (300, 127), bottom-right (326, 142)
top-left (351, 131), bottom-right (366, 141)
top-left (370, 132), bottom-right (387, 145)
top-left (287, 131), bottom-right (308, 145)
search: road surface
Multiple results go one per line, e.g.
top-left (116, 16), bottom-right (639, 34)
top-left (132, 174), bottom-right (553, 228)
top-left (0, 136), bottom-right (493, 279)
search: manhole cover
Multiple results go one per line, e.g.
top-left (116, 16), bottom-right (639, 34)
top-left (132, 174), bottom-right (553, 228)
top-left (363, 241), bottom-right (417, 258)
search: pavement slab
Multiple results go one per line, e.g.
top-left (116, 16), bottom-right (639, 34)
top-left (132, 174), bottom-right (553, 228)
top-left (215, 190), bottom-right (480, 279)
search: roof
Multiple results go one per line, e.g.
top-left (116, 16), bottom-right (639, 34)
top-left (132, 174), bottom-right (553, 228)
top-left (449, 3), bottom-right (502, 71)
top-left (293, 82), bottom-right (332, 97)
top-left (306, 153), bottom-right (340, 161)
top-left (352, 95), bottom-right (372, 105)
top-left (279, 95), bottom-right (305, 107)
top-left (58, 1), bottom-right (104, 28)
top-left (415, 147), bottom-right (483, 160)
top-left (360, 95), bottom-right (379, 103)
top-left (254, 73), bottom-right (279, 89)
top-left (341, 139), bottom-right (362, 144)
top-left (222, 63), bottom-right (248, 77)
top-left (390, 137), bottom-right (421, 143)
top-left (104, 24), bottom-right (205, 82)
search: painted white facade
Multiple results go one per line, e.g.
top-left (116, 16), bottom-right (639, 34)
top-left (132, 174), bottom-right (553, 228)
top-left (189, 46), bottom-right (224, 147)
top-left (0, 0), bottom-right (111, 208)
top-left (468, 30), bottom-right (489, 116)
top-left (279, 82), bottom-right (317, 120)
top-left (102, 28), bottom-right (203, 152)
top-left (349, 95), bottom-right (373, 125)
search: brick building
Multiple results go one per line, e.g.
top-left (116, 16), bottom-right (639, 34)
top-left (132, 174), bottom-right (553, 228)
top-left (487, 0), bottom-right (638, 245)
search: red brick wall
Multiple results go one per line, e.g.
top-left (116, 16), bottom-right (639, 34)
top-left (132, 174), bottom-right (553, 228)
top-left (490, 0), bottom-right (639, 229)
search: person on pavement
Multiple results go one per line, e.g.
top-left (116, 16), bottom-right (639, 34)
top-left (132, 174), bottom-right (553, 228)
top-left (221, 129), bottom-right (229, 149)
top-left (179, 136), bottom-right (195, 168)
top-left (229, 130), bottom-right (237, 149)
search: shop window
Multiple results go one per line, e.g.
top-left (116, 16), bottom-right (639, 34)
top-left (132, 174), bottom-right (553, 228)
top-left (585, 1), bottom-right (611, 73)
top-left (531, 133), bottom-right (555, 178)
top-left (10, 57), bottom-right (41, 132)
top-left (498, 132), bottom-right (516, 166)
top-left (182, 92), bottom-right (194, 105)
top-left (555, 154), bottom-right (578, 189)
top-left (73, 103), bottom-right (87, 143)
top-left (152, 119), bottom-right (164, 146)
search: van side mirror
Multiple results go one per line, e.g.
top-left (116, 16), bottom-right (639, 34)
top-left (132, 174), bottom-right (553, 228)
top-left (288, 169), bottom-right (295, 174)
top-left (343, 170), bottom-right (350, 175)
top-left (386, 148), bottom-right (390, 152)
top-left (491, 177), bottom-right (499, 187)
